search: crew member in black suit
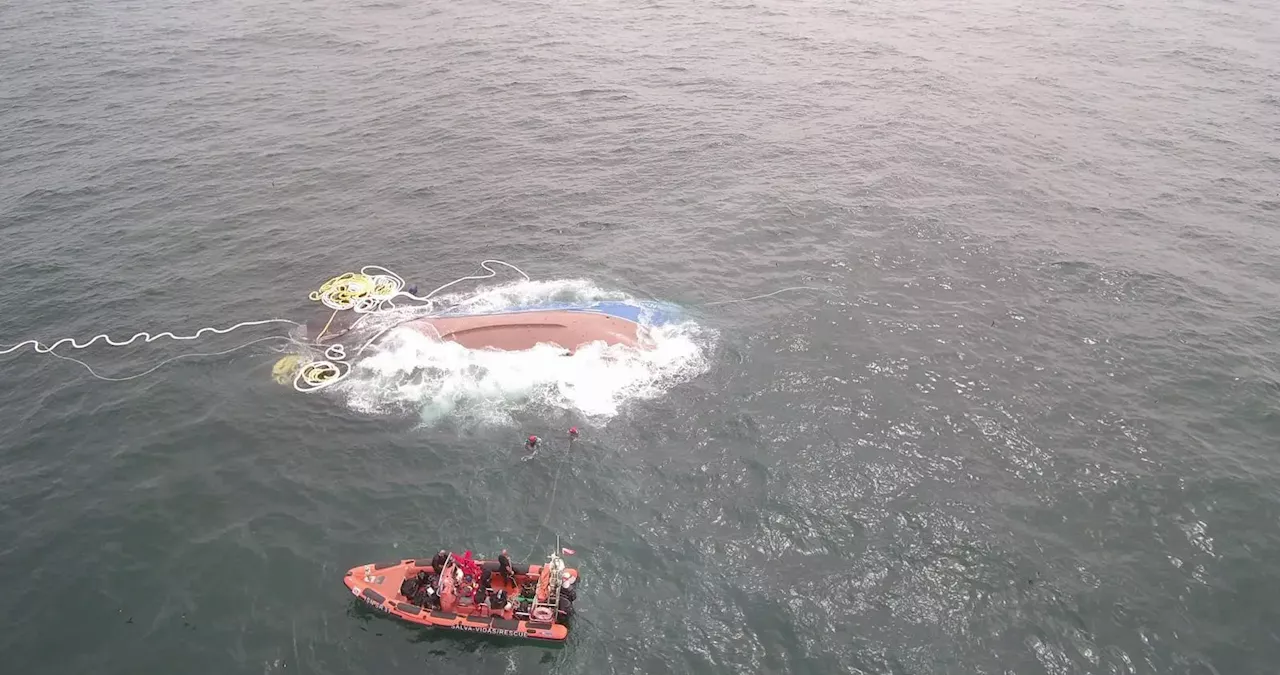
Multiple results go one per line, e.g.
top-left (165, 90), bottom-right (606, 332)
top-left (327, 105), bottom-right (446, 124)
top-left (497, 549), bottom-right (515, 585)
top-left (431, 549), bottom-right (448, 571)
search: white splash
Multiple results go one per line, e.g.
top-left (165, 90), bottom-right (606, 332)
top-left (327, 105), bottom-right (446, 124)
top-left (439, 277), bottom-right (632, 312)
top-left (326, 279), bottom-right (713, 424)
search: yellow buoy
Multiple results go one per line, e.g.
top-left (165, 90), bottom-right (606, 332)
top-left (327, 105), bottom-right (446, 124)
top-left (272, 354), bottom-right (305, 385)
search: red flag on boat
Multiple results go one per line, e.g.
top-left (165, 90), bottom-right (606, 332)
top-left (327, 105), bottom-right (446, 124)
top-left (454, 550), bottom-right (480, 578)
top-left (562, 547), bottom-right (575, 555)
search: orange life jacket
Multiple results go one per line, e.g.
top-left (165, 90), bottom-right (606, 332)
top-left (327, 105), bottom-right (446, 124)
top-left (535, 567), bottom-right (551, 602)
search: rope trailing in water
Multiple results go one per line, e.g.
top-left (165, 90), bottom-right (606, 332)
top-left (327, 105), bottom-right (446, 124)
top-left (704, 286), bottom-right (834, 306)
top-left (48, 335), bottom-right (297, 383)
top-left (408, 260), bottom-right (531, 302)
top-left (0, 318), bottom-right (299, 356)
top-left (0, 260), bottom-right (530, 388)
top-left (0, 319), bottom-right (303, 383)
top-left (524, 429), bottom-right (577, 562)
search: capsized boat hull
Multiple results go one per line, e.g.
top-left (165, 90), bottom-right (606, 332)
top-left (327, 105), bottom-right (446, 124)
top-left (344, 557), bottom-right (577, 642)
top-left (401, 309), bottom-right (643, 352)
top-left (314, 300), bottom-right (683, 353)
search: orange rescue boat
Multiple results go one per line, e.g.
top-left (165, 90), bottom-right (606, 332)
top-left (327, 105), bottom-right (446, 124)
top-left (344, 550), bottom-right (578, 642)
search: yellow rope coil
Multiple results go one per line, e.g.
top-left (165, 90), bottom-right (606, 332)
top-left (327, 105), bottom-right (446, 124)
top-left (272, 354), bottom-right (305, 385)
top-left (292, 359), bottom-right (350, 392)
top-left (279, 344), bottom-right (351, 392)
top-left (309, 272), bottom-right (403, 312)
top-left (284, 262), bottom-right (527, 393)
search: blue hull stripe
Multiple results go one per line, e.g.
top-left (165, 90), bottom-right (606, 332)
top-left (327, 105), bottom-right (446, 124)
top-left (435, 300), bottom-right (681, 326)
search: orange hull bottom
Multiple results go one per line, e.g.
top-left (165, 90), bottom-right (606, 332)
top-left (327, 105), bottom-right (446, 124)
top-left (402, 310), bottom-right (644, 353)
top-left (344, 558), bottom-right (576, 642)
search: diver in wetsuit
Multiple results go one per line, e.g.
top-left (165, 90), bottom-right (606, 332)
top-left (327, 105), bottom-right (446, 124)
top-left (431, 549), bottom-right (448, 571)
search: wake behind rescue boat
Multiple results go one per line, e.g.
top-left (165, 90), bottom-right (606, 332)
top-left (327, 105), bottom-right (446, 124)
top-left (344, 550), bottom-right (578, 642)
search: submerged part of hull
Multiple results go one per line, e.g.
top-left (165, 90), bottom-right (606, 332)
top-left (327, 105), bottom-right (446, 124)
top-left (402, 309), bottom-right (643, 353)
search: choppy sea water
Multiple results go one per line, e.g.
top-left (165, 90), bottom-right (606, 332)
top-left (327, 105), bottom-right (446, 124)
top-left (2, 0), bottom-right (1278, 673)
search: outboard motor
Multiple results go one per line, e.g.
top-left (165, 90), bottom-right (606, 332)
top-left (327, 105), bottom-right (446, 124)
top-left (560, 574), bottom-right (577, 602)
